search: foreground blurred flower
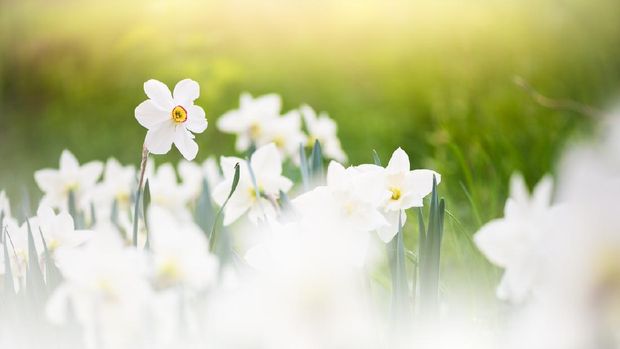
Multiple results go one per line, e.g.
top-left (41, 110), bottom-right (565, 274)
top-left (34, 149), bottom-right (103, 211)
top-left (216, 93), bottom-right (281, 153)
top-left (213, 143), bottom-right (293, 226)
top-left (47, 232), bottom-right (152, 348)
top-left (148, 207), bottom-right (218, 291)
top-left (135, 79), bottom-right (207, 161)
top-left (300, 105), bottom-right (347, 162)
top-left (474, 173), bottom-right (554, 303)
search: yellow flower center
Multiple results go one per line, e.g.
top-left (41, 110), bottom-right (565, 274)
top-left (249, 123), bottom-right (261, 138)
top-left (171, 105), bottom-right (188, 123)
top-left (274, 135), bottom-right (286, 148)
top-left (390, 187), bottom-right (402, 200)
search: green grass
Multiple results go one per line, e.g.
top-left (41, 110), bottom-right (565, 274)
top-left (0, 0), bottom-right (619, 310)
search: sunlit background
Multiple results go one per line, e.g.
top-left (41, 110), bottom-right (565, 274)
top-left (1, 0), bottom-right (619, 307)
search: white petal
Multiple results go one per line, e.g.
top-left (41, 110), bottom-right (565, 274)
top-left (185, 105), bottom-right (208, 133)
top-left (144, 79), bottom-right (173, 110)
top-left (174, 127), bottom-right (199, 161)
top-left (145, 122), bottom-right (175, 154)
top-left (532, 175), bottom-right (553, 210)
top-left (408, 169), bottom-right (441, 198)
top-left (80, 162), bottom-right (103, 184)
top-left (473, 219), bottom-right (518, 267)
top-left (326, 161), bottom-right (347, 187)
top-left (223, 196), bottom-right (251, 226)
top-left (386, 148), bottom-right (410, 173)
top-left (34, 169), bottom-right (61, 192)
top-left (173, 79), bottom-right (200, 105)
top-left (250, 143), bottom-right (282, 176)
top-left (60, 150), bottom-right (79, 171)
top-left (135, 100), bottom-right (170, 129)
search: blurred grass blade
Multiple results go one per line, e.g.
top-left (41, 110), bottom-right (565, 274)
top-left (209, 163), bottom-right (240, 253)
top-left (3, 229), bottom-right (14, 294)
top-left (372, 149), bottom-right (382, 166)
top-left (418, 175), bottom-right (445, 318)
top-left (26, 219), bottom-right (44, 295)
top-left (143, 179), bottom-right (151, 249)
top-left (39, 228), bottom-right (60, 289)
top-left (390, 210), bottom-right (410, 322)
top-left (195, 179), bottom-right (216, 234)
top-left (310, 139), bottom-right (324, 185)
top-left (299, 143), bottom-right (310, 191)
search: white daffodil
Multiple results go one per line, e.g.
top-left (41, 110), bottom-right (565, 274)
top-left (257, 110), bottom-right (306, 162)
top-left (294, 161), bottom-right (389, 241)
top-left (474, 173), bottom-right (554, 303)
top-left (34, 149), bottom-right (103, 211)
top-left (94, 158), bottom-right (136, 212)
top-left (147, 207), bottom-right (218, 291)
top-left (36, 205), bottom-right (91, 254)
top-left (300, 104), bottom-right (347, 162)
top-left (135, 79), bottom-right (208, 161)
top-left (216, 93), bottom-right (281, 152)
top-left (212, 143), bottom-right (293, 226)
top-left (359, 147), bottom-right (441, 242)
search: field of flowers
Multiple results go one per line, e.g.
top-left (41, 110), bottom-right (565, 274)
top-left (1, 0), bottom-right (620, 348)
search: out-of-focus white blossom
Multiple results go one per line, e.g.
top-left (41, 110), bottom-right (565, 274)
top-left (34, 150), bottom-right (103, 211)
top-left (47, 232), bottom-right (152, 349)
top-left (148, 207), bottom-right (218, 291)
top-left (474, 173), bottom-right (554, 303)
top-left (36, 205), bottom-right (91, 254)
top-left (300, 104), bottom-right (347, 162)
top-left (216, 93), bottom-right (281, 153)
top-left (212, 143), bottom-right (293, 226)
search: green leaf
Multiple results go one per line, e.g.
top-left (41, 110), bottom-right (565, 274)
top-left (3, 229), bottom-right (14, 295)
top-left (26, 219), bottom-right (45, 295)
top-left (209, 163), bottom-right (240, 253)
top-left (310, 139), bottom-right (324, 185)
top-left (372, 149), bottom-right (382, 166)
top-left (299, 143), bottom-right (310, 190)
top-left (39, 228), bottom-right (61, 289)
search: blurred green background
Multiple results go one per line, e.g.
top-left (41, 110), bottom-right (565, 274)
top-left (1, 0), bottom-right (619, 307)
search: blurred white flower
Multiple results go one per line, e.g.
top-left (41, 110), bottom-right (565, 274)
top-left (206, 219), bottom-right (380, 349)
top-left (148, 207), bottom-right (218, 291)
top-left (177, 160), bottom-right (204, 203)
top-left (257, 110), bottom-right (306, 162)
top-left (212, 143), bottom-right (293, 226)
top-left (359, 147), bottom-right (441, 242)
top-left (300, 104), bottom-right (347, 162)
top-left (34, 149), bottom-right (103, 211)
top-left (293, 161), bottom-right (389, 264)
top-left (135, 79), bottom-right (208, 161)
top-left (36, 205), bottom-right (91, 254)
top-left (474, 173), bottom-right (554, 303)
top-left (94, 158), bottom-right (136, 214)
top-left (216, 93), bottom-right (281, 152)
top-left (47, 232), bottom-right (152, 349)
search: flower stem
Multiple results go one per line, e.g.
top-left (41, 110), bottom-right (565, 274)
top-left (132, 144), bottom-right (149, 247)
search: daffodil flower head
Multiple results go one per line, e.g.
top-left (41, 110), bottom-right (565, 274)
top-left (135, 79), bottom-right (208, 161)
